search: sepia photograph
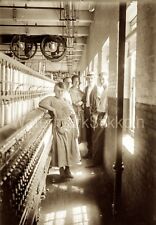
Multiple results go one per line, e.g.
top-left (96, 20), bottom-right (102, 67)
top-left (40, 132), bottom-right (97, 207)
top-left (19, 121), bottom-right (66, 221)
top-left (0, 0), bottom-right (155, 225)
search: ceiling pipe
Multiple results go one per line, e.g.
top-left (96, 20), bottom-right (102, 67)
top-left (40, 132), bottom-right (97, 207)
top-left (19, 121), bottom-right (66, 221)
top-left (0, 24), bottom-right (66, 28)
top-left (12, 4), bottom-right (17, 20)
top-left (0, 5), bottom-right (64, 10)
top-left (61, 1), bottom-right (77, 73)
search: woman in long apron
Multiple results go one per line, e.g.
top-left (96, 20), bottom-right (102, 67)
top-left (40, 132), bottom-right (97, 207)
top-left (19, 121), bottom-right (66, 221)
top-left (39, 82), bottom-right (80, 179)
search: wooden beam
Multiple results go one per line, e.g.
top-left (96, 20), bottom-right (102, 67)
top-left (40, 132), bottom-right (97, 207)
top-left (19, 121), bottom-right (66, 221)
top-left (0, 8), bottom-right (93, 25)
top-left (0, 26), bottom-right (89, 36)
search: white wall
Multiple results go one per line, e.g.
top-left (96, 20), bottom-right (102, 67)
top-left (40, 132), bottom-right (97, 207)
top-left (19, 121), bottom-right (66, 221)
top-left (78, 3), bottom-right (119, 98)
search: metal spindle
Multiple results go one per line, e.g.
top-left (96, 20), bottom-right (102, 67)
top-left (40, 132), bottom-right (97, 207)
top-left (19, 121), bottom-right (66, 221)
top-left (2, 60), bottom-right (6, 96)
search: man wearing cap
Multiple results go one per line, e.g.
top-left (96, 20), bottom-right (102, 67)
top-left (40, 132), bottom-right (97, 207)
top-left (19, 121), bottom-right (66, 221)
top-left (90, 72), bottom-right (108, 166)
top-left (82, 71), bottom-right (96, 158)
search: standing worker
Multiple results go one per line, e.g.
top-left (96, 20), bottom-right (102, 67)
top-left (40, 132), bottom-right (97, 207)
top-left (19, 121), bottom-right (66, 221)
top-left (39, 82), bottom-right (80, 180)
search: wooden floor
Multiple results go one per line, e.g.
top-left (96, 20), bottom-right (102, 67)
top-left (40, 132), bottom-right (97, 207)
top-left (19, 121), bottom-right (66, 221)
top-left (39, 159), bottom-right (113, 225)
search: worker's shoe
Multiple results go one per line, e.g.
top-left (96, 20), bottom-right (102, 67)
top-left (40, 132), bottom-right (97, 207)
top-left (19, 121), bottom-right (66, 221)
top-left (59, 167), bottom-right (66, 179)
top-left (64, 166), bottom-right (74, 179)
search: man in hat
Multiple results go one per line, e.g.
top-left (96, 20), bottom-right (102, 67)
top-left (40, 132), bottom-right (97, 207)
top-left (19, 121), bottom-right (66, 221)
top-left (82, 71), bottom-right (96, 158)
top-left (90, 71), bottom-right (108, 166)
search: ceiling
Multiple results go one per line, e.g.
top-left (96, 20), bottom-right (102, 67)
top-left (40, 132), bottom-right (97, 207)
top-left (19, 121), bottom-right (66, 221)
top-left (0, 0), bottom-right (95, 74)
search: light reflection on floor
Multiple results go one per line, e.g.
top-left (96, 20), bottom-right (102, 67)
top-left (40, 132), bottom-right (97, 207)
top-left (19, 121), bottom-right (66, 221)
top-left (52, 184), bottom-right (84, 194)
top-left (42, 206), bottom-right (89, 225)
top-left (39, 159), bottom-right (103, 225)
top-left (72, 206), bottom-right (89, 224)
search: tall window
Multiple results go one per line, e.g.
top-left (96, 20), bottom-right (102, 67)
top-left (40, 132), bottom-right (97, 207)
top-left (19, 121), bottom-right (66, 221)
top-left (126, 2), bottom-right (137, 133)
top-left (89, 60), bottom-right (93, 71)
top-left (123, 2), bottom-right (137, 154)
top-left (86, 66), bottom-right (88, 74)
top-left (93, 53), bottom-right (98, 76)
top-left (129, 50), bottom-right (136, 131)
top-left (101, 38), bottom-right (109, 73)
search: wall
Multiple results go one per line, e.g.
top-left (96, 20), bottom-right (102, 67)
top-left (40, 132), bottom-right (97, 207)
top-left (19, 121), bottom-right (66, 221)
top-left (79, 3), bottom-right (119, 177)
top-left (79, 1), bottom-right (156, 225)
top-left (79, 2), bottom-right (119, 221)
top-left (122, 2), bottom-right (156, 224)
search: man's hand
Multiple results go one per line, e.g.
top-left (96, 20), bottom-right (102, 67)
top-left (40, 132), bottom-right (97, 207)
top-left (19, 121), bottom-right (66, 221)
top-left (52, 109), bottom-right (57, 117)
top-left (90, 113), bottom-right (98, 128)
top-left (76, 101), bottom-right (83, 106)
top-left (57, 127), bottom-right (67, 134)
top-left (100, 114), bottom-right (107, 127)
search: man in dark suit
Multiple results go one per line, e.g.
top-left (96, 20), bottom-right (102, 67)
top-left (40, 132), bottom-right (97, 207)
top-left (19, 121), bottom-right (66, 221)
top-left (82, 71), bottom-right (96, 158)
top-left (90, 72), bottom-right (108, 166)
